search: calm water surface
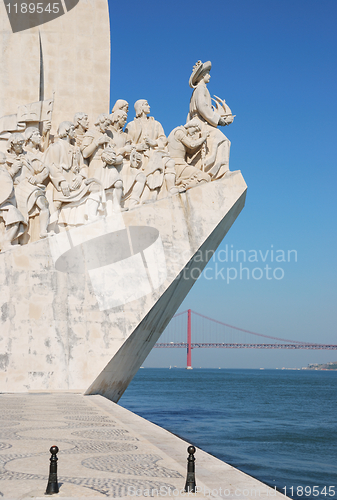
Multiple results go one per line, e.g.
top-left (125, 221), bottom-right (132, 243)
top-left (119, 368), bottom-right (337, 500)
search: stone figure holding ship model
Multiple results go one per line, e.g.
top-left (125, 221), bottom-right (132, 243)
top-left (188, 60), bottom-right (234, 179)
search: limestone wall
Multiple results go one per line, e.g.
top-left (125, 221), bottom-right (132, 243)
top-left (0, 0), bottom-right (110, 136)
top-left (0, 173), bottom-right (247, 397)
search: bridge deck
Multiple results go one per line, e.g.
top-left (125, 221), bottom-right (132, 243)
top-left (155, 343), bottom-right (337, 349)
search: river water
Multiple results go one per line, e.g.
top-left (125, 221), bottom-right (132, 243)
top-left (119, 368), bottom-right (337, 500)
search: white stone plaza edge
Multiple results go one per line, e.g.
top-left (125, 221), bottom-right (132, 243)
top-left (0, 393), bottom-right (290, 499)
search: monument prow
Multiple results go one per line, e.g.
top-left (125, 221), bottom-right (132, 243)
top-left (86, 173), bottom-right (247, 401)
top-left (0, 171), bottom-right (246, 397)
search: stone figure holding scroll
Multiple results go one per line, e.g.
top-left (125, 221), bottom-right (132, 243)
top-left (188, 60), bottom-right (234, 179)
top-left (125, 100), bottom-right (178, 203)
top-left (0, 152), bottom-right (27, 251)
top-left (167, 119), bottom-right (211, 190)
top-left (7, 133), bottom-right (50, 239)
top-left (45, 121), bottom-right (104, 226)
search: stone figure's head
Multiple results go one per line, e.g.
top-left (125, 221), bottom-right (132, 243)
top-left (134, 100), bottom-right (150, 118)
top-left (95, 114), bottom-right (111, 132)
top-left (25, 127), bottom-right (42, 147)
top-left (112, 99), bottom-right (129, 115)
top-left (189, 60), bottom-right (212, 88)
top-left (185, 119), bottom-right (201, 136)
top-left (74, 112), bottom-right (89, 131)
top-left (58, 121), bottom-right (75, 140)
top-left (110, 110), bottom-right (127, 129)
top-left (7, 133), bottom-right (25, 155)
top-left (0, 151), bottom-right (6, 165)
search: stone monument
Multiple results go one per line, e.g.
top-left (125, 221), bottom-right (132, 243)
top-left (0, 1), bottom-right (247, 401)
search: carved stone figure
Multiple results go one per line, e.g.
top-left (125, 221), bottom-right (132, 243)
top-left (0, 152), bottom-right (27, 251)
top-left (7, 133), bottom-right (50, 239)
top-left (109, 110), bottom-right (131, 154)
top-left (0, 58), bottom-right (238, 250)
top-left (81, 114), bottom-right (125, 214)
top-left (188, 60), bottom-right (234, 179)
top-left (167, 119), bottom-right (211, 190)
top-left (99, 148), bottom-right (125, 213)
top-left (125, 100), bottom-right (178, 202)
top-left (73, 112), bottom-right (89, 148)
top-left (24, 126), bottom-right (46, 162)
top-left (45, 121), bottom-right (104, 227)
top-left (109, 110), bottom-right (146, 210)
top-left (81, 114), bottom-right (112, 168)
top-left (111, 99), bottom-right (129, 118)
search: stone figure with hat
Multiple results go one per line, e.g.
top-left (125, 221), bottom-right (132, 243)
top-left (188, 60), bottom-right (234, 179)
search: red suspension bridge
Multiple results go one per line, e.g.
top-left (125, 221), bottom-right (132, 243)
top-left (154, 309), bottom-right (337, 368)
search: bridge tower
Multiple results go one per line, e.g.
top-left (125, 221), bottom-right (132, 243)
top-left (187, 309), bottom-right (193, 369)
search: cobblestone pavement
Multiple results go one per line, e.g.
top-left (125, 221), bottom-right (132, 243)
top-left (0, 394), bottom-right (288, 499)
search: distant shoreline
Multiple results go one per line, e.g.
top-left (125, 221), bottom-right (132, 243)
top-left (142, 366), bottom-right (337, 370)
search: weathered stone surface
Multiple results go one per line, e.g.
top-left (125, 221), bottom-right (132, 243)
top-left (0, 0), bottom-right (110, 140)
top-left (0, 173), bottom-right (247, 397)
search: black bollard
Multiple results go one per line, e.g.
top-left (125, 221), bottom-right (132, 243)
top-left (45, 445), bottom-right (59, 495)
top-left (184, 445), bottom-right (196, 493)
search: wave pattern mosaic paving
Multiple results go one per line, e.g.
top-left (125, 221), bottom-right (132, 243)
top-left (0, 393), bottom-right (184, 498)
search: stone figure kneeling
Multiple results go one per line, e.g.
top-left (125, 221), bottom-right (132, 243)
top-left (167, 119), bottom-right (211, 191)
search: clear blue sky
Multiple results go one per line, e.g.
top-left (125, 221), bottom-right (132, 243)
top-left (108, 0), bottom-right (337, 368)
